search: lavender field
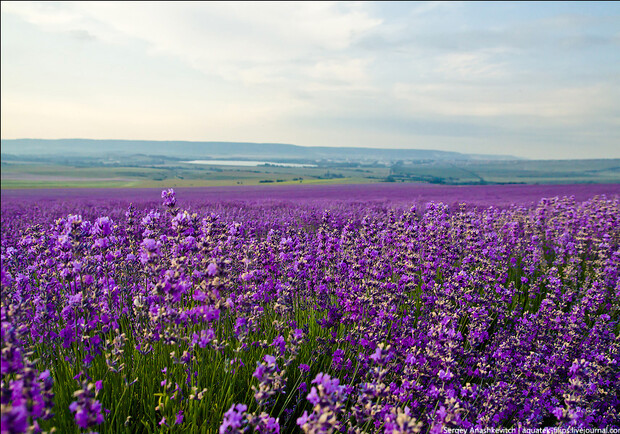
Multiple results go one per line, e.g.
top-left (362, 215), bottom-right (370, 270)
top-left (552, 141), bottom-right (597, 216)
top-left (1, 184), bottom-right (619, 433)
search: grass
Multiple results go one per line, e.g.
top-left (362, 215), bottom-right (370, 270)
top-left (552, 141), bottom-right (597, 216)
top-left (30, 291), bottom-right (349, 433)
top-left (389, 159), bottom-right (620, 185)
top-left (2, 158), bottom-right (618, 189)
top-left (1, 180), bottom-right (144, 189)
top-left (0, 162), bottom-right (390, 189)
top-left (0, 177), bottom-right (380, 189)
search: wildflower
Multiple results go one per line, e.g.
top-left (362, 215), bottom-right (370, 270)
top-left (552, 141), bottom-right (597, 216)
top-left (220, 404), bottom-right (248, 433)
top-left (161, 188), bottom-right (176, 208)
top-left (438, 368), bottom-right (453, 381)
top-left (207, 263), bottom-right (218, 276)
top-left (69, 382), bottom-right (105, 430)
top-left (252, 355), bottom-right (285, 406)
top-left (175, 410), bottom-right (184, 425)
top-left (139, 238), bottom-right (161, 264)
top-left (1, 405), bottom-right (28, 433)
top-left (297, 373), bottom-right (348, 433)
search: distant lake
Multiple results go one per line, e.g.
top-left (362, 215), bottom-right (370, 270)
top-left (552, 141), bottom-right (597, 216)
top-left (183, 160), bottom-right (317, 168)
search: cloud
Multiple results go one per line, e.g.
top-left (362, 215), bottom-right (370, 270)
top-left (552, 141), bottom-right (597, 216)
top-left (308, 57), bottom-right (372, 89)
top-left (68, 29), bottom-right (96, 42)
top-left (1, 2), bottom-right (618, 158)
top-left (3, 2), bottom-right (381, 85)
top-left (2, 2), bottom-right (81, 27)
top-left (2, 2), bottom-right (116, 43)
top-left (354, 9), bottom-right (620, 56)
top-left (392, 82), bottom-right (619, 120)
top-left (434, 50), bottom-right (511, 81)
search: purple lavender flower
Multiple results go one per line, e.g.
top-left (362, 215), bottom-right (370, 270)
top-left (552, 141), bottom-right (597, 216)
top-left (3, 185), bottom-right (620, 432)
top-left (438, 368), bottom-right (453, 381)
top-left (161, 188), bottom-right (176, 208)
top-left (298, 373), bottom-right (348, 433)
top-left (139, 238), bottom-right (162, 264)
top-left (207, 262), bottom-right (218, 276)
top-left (175, 410), bottom-right (184, 425)
top-left (1, 404), bottom-right (28, 433)
top-left (69, 382), bottom-right (105, 430)
top-left (220, 404), bottom-right (248, 433)
top-left (252, 355), bottom-right (285, 406)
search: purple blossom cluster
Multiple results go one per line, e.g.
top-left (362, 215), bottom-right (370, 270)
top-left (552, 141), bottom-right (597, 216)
top-left (1, 186), bottom-right (619, 432)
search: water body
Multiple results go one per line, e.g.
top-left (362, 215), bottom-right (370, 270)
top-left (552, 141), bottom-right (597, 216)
top-left (184, 160), bottom-right (317, 168)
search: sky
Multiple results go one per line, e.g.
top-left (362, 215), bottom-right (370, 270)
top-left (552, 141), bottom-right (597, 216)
top-left (1, 1), bottom-right (619, 159)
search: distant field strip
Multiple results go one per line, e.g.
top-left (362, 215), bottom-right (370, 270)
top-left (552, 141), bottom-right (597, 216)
top-left (1, 173), bottom-right (137, 182)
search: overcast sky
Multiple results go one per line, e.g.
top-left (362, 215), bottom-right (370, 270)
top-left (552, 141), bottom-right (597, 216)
top-left (2, 1), bottom-right (619, 159)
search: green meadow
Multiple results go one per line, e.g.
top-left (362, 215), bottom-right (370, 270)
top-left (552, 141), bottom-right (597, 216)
top-left (1, 158), bottom-right (618, 189)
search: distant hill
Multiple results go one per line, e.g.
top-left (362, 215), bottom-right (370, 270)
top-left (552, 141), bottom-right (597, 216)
top-left (0, 138), bottom-right (519, 162)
